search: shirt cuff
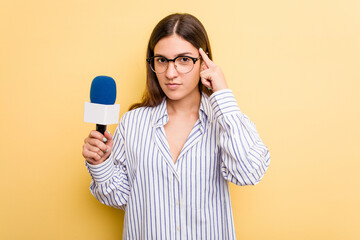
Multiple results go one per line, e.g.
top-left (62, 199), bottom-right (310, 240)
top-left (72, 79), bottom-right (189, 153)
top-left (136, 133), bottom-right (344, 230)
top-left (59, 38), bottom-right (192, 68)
top-left (209, 89), bottom-right (241, 118)
top-left (85, 157), bottom-right (115, 184)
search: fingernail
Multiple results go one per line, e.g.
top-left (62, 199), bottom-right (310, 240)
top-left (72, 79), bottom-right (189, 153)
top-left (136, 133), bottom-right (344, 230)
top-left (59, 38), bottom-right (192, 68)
top-left (106, 130), bottom-right (110, 134)
top-left (199, 47), bottom-right (203, 51)
top-left (106, 148), bottom-right (109, 153)
top-left (103, 137), bottom-right (107, 143)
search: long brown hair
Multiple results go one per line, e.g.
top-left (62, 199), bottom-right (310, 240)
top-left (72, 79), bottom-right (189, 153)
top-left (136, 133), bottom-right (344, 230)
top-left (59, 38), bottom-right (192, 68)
top-left (129, 13), bottom-right (213, 110)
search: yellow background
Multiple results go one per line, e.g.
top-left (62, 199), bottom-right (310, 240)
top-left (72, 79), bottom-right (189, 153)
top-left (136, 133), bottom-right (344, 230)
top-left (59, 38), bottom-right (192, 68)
top-left (1, 0), bottom-right (359, 239)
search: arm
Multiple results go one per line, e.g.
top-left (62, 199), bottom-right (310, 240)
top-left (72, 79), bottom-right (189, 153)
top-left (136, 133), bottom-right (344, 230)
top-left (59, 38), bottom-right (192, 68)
top-left (84, 119), bottom-right (130, 209)
top-left (199, 48), bottom-right (270, 185)
top-left (211, 89), bottom-right (270, 186)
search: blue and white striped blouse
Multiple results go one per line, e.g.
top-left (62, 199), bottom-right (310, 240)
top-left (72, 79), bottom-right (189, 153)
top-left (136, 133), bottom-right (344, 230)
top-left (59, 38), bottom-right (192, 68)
top-left (86, 89), bottom-right (270, 239)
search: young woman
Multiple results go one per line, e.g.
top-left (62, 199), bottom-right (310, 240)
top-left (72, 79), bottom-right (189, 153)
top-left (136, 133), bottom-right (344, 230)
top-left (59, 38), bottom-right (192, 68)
top-left (82, 13), bottom-right (270, 239)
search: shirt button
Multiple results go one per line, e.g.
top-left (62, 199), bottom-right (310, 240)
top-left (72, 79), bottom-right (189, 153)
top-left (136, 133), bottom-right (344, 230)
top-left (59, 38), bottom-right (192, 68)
top-left (176, 200), bottom-right (180, 205)
top-left (177, 226), bottom-right (180, 231)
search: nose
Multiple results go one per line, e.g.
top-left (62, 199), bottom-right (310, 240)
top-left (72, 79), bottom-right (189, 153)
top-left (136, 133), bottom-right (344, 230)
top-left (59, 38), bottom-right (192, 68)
top-left (165, 61), bottom-right (178, 79)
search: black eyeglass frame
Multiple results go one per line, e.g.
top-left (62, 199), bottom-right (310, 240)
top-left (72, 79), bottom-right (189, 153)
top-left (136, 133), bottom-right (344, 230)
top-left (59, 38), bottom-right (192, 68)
top-left (146, 55), bottom-right (201, 73)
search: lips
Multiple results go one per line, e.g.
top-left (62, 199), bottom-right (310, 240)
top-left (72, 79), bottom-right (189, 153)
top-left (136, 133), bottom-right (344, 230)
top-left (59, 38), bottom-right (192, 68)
top-left (165, 83), bottom-right (181, 90)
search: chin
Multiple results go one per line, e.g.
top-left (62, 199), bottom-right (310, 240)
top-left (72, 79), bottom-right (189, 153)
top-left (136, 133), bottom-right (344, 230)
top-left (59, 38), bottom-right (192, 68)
top-left (164, 91), bottom-right (184, 101)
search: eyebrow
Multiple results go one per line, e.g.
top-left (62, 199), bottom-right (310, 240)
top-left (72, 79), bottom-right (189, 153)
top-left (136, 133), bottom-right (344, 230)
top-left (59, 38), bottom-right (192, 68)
top-left (154, 52), bottom-right (195, 57)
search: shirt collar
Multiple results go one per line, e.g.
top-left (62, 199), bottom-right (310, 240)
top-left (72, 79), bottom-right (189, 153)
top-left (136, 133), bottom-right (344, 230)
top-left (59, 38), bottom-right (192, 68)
top-left (151, 97), bottom-right (168, 127)
top-left (199, 93), bottom-right (214, 131)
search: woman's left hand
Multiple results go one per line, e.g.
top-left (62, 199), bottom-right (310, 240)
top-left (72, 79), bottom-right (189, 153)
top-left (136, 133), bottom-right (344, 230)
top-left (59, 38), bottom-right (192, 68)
top-left (199, 48), bottom-right (228, 92)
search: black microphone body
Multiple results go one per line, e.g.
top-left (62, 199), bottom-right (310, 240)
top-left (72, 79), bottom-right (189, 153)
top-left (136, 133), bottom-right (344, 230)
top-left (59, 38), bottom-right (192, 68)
top-left (96, 124), bottom-right (107, 135)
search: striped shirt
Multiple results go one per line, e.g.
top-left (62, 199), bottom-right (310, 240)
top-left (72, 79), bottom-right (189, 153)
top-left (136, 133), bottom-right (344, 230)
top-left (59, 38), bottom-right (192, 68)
top-left (86, 89), bottom-right (270, 239)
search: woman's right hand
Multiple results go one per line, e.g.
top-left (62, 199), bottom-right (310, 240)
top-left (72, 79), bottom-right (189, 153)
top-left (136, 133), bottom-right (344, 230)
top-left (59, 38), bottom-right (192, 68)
top-left (82, 130), bottom-right (113, 165)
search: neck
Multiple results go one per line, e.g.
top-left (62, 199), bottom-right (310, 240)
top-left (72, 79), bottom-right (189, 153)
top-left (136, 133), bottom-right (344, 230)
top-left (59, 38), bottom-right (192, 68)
top-left (166, 91), bottom-right (201, 116)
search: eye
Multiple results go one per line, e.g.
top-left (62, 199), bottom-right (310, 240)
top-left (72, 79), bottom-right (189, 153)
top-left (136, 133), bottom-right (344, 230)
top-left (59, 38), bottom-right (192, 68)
top-left (156, 57), bottom-right (167, 64)
top-left (179, 57), bottom-right (191, 62)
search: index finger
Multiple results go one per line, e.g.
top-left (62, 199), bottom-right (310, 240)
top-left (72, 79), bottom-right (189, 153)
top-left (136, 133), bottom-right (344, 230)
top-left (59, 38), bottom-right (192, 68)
top-left (199, 48), bottom-right (215, 68)
top-left (89, 130), bottom-right (106, 141)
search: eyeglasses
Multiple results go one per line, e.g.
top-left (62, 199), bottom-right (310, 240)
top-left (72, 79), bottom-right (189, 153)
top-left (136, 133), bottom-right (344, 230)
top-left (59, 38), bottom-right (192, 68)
top-left (146, 55), bottom-right (201, 74)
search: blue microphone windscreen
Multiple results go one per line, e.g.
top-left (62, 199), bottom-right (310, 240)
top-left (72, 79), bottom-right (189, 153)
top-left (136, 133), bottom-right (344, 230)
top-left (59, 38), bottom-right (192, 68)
top-left (90, 76), bottom-right (117, 105)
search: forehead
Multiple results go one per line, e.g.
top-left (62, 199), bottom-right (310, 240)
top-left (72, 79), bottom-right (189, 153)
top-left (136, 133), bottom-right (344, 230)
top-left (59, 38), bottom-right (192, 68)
top-left (154, 34), bottom-right (197, 57)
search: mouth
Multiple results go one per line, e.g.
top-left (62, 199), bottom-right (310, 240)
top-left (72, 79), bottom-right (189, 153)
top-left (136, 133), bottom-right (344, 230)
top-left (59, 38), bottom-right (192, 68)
top-left (165, 83), bottom-right (181, 90)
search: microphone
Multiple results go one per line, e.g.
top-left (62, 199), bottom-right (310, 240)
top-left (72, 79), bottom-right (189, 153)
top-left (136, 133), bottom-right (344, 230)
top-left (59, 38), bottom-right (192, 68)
top-left (84, 76), bottom-right (120, 135)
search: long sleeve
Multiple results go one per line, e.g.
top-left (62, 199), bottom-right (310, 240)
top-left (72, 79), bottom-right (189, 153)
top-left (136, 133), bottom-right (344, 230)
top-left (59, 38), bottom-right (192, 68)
top-left (209, 89), bottom-right (270, 186)
top-left (85, 119), bottom-right (130, 210)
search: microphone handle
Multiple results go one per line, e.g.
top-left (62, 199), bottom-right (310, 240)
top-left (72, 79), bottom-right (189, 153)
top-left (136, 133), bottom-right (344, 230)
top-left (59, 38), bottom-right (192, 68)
top-left (96, 124), bottom-right (107, 135)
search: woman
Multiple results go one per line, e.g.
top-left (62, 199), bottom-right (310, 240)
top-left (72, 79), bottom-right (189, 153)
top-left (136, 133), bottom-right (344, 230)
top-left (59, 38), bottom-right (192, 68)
top-left (82, 13), bottom-right (270, 239)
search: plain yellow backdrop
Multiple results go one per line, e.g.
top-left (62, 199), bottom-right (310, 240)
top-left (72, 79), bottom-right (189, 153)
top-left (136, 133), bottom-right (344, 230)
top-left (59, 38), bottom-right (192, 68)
top-left (1, 0), bottom-right (359, 239)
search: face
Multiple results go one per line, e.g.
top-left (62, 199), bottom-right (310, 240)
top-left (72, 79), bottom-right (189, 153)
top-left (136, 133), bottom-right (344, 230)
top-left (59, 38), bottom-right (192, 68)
top-left (153, 34), bottom-right (201, 102)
